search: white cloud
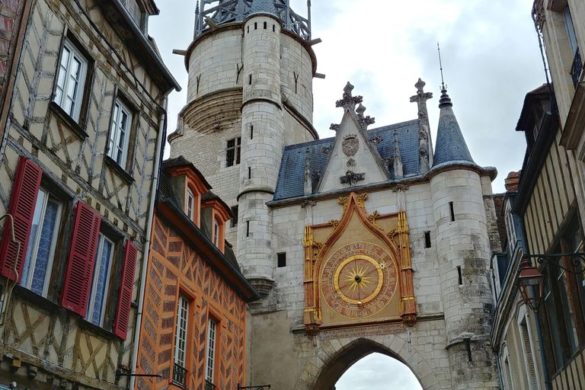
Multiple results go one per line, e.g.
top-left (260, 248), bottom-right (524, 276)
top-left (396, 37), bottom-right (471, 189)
top-left (335, 353), bottom-right (423, 390)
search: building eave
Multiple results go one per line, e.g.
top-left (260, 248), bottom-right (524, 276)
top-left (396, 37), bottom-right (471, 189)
top-left (98, 1), bottom-right (181, 92)
top-left (157, 200), bottom-right (259, 302)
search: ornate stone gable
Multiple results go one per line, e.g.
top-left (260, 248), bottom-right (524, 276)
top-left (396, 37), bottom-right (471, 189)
top-left (317, 83), bottom-right (389, 193)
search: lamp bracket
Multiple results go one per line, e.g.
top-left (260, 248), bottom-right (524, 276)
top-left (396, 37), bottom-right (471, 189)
top-left (525, 252), bottom-right (585, 274)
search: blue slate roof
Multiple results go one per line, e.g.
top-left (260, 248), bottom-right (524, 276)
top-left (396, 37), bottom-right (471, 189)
top-left (274, 120), bottom-right (421, 200)
top-left (433, 90), bottom-right (474, 167)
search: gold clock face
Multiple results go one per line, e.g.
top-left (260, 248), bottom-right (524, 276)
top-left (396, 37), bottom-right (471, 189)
top-left (334, 255), bottom-right (384, 305)
top-left (321, 242), bottom-right (398, 318)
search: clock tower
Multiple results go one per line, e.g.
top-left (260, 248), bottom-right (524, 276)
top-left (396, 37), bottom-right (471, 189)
top-left (169, 1), bottom-right (500, 389)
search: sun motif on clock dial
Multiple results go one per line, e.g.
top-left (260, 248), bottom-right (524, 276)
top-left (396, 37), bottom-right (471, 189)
top-left (321, 242), bottom-right (398, 318)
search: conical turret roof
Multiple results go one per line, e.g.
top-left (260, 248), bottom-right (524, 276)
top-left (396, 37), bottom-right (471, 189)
top-left (432, 88), bottom-right (474, 168)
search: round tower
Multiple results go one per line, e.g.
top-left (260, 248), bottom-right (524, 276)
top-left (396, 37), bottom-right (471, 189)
top-left (168, 0), bottom-right (318, 294)
top-left (237, 3), bottom-right (285, 293)
top-left (430, 89), bottom-right (498, 389)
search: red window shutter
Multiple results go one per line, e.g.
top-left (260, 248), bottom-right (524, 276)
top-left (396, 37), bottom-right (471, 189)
top-left (61, 201), bottom-right (101, 316)
top-left (113, 240), bottom-right (137, 340)
top-left (0, 156), bottom-right (42, 281)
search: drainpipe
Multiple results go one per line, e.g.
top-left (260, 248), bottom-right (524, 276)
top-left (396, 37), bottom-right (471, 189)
top-left (128, 97), bottom-right (168, 390)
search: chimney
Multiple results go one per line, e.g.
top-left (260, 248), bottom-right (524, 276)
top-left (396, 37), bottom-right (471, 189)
top-left (504, 171), bottom-right (520, 192)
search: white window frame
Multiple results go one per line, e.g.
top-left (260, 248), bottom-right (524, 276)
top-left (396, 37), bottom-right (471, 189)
top-left (206, 318), bottom-right (217, 384)
top-left (21, 188), bottom-right (62, 297)
top-left (213, 218), bottom-right (220, 246)
top-left (107, 98), bottom-right (133, 168)
top-left (174, 295), bottom-right (189, 370)
top-left (86, 233), bottom-right (114, 326)
top-left (53, 39), bottom-right (88, 122)
top-left (186, 188), bottom-right (195, 221)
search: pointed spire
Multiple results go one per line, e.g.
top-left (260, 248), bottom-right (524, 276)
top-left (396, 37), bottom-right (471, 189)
top-left (433, 87), bottom-right (474, 167)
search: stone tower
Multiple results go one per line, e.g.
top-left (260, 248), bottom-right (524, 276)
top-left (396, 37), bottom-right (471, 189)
top-left (170, 2), bottom-right (500, 389)
top-left (169, 0), bottom-right (317, 293)
top-left (430, 88), bottom-right (497, 389)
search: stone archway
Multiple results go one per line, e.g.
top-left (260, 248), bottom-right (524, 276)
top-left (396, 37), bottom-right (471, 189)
top-left (311, 338), bottom-right (427, 390)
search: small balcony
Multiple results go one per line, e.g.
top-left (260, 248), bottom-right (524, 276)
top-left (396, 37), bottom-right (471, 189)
top-left (571, 48), bottom-right (582, 87)
top-left (172, 363), bottom-right (187, 387)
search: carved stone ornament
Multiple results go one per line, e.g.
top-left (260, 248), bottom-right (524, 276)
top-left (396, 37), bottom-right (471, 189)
top-left (342, 135), bottom-right (359, 157)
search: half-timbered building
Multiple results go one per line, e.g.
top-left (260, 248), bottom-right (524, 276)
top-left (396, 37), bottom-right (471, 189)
top-left (501, 1), bottom-right (585, 388)
top-left (135, 157), bottom-right (257, 389)
top-left (0, 0), bottom-right (178, 388)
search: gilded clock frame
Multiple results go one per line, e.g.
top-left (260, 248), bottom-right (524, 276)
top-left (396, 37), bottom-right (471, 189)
top-left (303, 192), bottom-right (417, 334)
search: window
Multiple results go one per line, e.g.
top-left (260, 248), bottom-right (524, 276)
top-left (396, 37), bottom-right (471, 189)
top-left (564, 6), bottom-right (578, 55)
top-left (213, 218), bottom-right (220, 247)
top-left (424, 231), bottom-right (431, 248)
top-left (449, 202), bottom-right (455, 222)
top-left (563, 6), bottom-right (582, 87)
top-left (186, 188), bottom-right (195, 221)
top-left (53, 39), bottom-right (88, 122)
top-left (173, 295), bottom-right (189, 387)
top-left (277, 252), bottom-right (286, 268)
top-left (230, 205), bottom-right (238, 227)
top-left (226, 137), bottom-right (241, 167)
top-left (20, 188), bottom-right (62, 297)
top-left (206, 318), bottom-right (217, 387)
top-left (518, 316), bottom-right (538, 389)
top-left (539, 219), bottom-right (585, 376)
top-left (86, 233), bottom-right (114, 326)
top-left (107, 98), bottom-right (133, 168)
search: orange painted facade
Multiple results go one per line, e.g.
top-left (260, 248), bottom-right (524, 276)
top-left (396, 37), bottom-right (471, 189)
top-left (135, 158), bottom-right (256, 389)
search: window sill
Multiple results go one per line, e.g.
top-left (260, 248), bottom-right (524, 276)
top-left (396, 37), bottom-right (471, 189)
top-left (78, 316), bottom-right (117, 340)
top-left (104, 155), bottom-right (135, 184)
top-left (13, 286), bottom-right (118, 340)
top-left (49, 101), bottom-right (88, 140)
top-left (13, 285), bottom-right (61, 313)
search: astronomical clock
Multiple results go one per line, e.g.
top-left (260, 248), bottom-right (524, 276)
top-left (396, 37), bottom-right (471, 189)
top-left (303, 192), bottom-right (416, 332)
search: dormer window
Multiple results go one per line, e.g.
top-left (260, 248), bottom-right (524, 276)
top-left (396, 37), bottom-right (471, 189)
top-left (120, 0), bottom-right (148, 32)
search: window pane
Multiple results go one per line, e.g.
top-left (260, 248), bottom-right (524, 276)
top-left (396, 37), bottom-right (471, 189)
top-left (108, 101), bottom-right (131, 167)
top-left (30, 198), bottom-right (60, 295)
top-left (53, 42), bottom-right (86, 121)
top-left (21, 190), bottom-right (61, 297)
top-left (174, 296), bottom-right (188, 367)
top-left (21, 191), bottom-right (46, 289)
top-left (88, 235), bottom-right (114, 326)
top-left (206, 319), bottom-right (217, 382)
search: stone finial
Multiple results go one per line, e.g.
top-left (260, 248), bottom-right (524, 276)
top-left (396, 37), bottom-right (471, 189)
top-left (304, 149), bottom-right (312, 196)
top-left (335, 82), bottom-right (375, 128)
top-left (336, 82), bottom-right (363, 111)
top-left (410, 78), bottom-right (433, 169)
top-left (393, 132), bottom-right (404, 179)
top-left (356, 103), bottom-right (375, 129)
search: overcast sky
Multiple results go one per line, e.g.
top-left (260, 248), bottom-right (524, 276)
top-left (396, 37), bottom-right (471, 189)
top-left (149, 0), bottom-right (543, 387)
